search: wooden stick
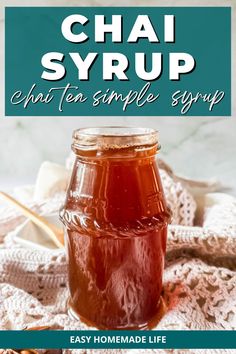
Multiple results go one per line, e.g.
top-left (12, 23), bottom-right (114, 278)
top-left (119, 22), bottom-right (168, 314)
top-left (0, 191), bottom-right (64, 248)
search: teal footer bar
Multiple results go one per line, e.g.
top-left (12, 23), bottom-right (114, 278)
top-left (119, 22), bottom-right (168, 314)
top-left (0, 330), bottom-right (235, 349)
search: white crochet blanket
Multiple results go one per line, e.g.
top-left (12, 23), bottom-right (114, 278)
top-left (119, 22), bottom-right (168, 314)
top-left (1, 168), bottom-right (236, 354)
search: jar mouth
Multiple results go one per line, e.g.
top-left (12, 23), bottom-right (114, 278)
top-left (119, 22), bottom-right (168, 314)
top-left (73, 126), bottom-right (159, 151)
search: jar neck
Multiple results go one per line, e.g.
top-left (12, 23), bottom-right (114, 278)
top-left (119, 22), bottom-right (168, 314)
top-left (72, 127), bottom-right (160, 160)
top-left (73, 144), bottom-right (159, 161)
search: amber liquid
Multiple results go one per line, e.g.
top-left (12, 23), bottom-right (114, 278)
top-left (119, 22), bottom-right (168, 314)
top-left (62, 146), bottom-right (169, 329)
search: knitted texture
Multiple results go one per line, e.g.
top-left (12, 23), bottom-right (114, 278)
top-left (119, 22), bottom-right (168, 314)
top-left (0, 168), bottom-right (236, 354)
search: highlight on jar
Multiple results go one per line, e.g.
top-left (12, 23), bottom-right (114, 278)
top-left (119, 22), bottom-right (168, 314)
top-left (60, 127), bottom-right (171, 330)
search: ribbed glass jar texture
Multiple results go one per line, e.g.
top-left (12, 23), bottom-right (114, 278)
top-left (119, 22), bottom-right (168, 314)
top-left (60, 127), bottom-right (170, 329)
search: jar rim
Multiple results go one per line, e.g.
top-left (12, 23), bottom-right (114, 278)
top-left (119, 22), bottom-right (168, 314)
top-left (73, 126), bottom-right (159, 151)
top-left (74, 126), bottom-right (158, 138)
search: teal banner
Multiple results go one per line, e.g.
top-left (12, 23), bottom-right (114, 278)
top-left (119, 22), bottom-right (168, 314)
top-left (0, 330), bottom-right (236, 349)
top-left (5, 7), bottom-right (231, 116)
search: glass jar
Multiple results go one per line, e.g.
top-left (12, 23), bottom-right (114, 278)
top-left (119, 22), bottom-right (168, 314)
top-left (60, 127), bottom-right (170, 330)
